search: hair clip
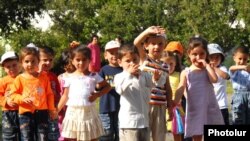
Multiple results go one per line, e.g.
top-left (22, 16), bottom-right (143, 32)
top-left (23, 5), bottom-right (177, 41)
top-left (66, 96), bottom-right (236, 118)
top-left (26, 43), bottom-right (39, 51)
top-left (70, 41), bottom-right (80, 48)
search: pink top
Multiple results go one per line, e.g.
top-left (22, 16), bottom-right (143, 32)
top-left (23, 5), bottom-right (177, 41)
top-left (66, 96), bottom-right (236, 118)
top-left (87, 43), bottom-right (101, 72)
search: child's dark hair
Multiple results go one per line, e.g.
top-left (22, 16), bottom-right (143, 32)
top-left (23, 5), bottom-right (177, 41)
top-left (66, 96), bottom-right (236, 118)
top-left (90, 34), bottom-right (99, 42)
top-left (19, 47), bottom-right (39, 62)
top-left (117, 44), bottom-right (139, 59)
top-left (188, 35), bottom-right (209, 61)
top-left (39, 46), bottom-right (55, 57)
top-left (167, 52), bottom-right (182, 72)
top-left (233, 46), bottom-right (249, 55)
top-left (66, 45), bottom-right (91, 72)
top-left (57, 48), bottom-right (73, 73)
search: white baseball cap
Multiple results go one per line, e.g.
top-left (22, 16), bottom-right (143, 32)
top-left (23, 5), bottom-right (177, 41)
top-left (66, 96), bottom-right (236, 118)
top-left (0, 51), bottom-right (18, 65)
top-left (105, 40), bottom-right (121, 50)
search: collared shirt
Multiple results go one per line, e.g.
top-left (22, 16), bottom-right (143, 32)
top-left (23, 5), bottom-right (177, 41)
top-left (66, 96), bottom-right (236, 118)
top-left (114, 71), bottom-right (153, 128)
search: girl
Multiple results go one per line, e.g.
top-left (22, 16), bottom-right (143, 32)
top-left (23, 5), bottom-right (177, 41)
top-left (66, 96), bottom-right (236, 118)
top-left (161, 52), bottom-right (183, 141)
top-left (174, 36), bottom-right (224, 141)
top-left (57, 45), bottom-right (111, 141)
top-left (10, 47), bottom-right (56, 141)
top-left (57, 41), bottom-right (80, 141)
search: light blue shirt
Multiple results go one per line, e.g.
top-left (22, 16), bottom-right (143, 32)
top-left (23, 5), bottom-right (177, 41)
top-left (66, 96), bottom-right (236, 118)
top-left (229, 70), bottom-right (250, 91)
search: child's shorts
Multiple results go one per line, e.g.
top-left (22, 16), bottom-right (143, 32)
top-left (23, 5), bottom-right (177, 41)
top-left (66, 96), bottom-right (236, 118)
top-left (62, 105), bottom-right (104, 140)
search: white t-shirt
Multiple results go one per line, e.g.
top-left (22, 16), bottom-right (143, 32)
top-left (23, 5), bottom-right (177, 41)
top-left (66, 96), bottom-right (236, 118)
top-left (64, 73), bottom-right (103, 106)
top-left (213, 66), bottom-right (228, 109)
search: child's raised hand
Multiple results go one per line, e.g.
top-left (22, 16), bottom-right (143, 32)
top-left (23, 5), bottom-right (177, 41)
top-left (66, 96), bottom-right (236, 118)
top-left (209, 62), bottom-right (216, 68)
top-left (145, 26), bottom-right (165, 35)
top-left (245, 65), bottom-right (250, 72)
top-left (153, 69), bottom-right (161, 82)
top-left (197, 59), bottom-right (208, 68)
top-left (128, 64), bottom-right (141, 77)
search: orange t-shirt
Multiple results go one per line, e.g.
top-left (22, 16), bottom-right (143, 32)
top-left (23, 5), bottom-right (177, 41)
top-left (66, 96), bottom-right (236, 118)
top-left (41, 71), bottom-right (61, 106)
top-left (0, 75), bottom-right (18, 111)
top-left (10, 73), bottom-right (55, 114)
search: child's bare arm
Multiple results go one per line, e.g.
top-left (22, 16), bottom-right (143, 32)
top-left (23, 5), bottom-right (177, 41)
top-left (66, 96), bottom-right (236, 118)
top-left (213, 67), bottom-right (230, 80)
top-left (89, 80), bottom-right (111, 102)
top-left (57, 87), bottom-right (69, 113)
top-left (229, 65), bottom-right (250, 73)
top-left (174, 70), bottom-right (187, 104)
top-left (206, 64), bottom-right (218, 83)
top-left (198, 59), bottom-right (218, 83)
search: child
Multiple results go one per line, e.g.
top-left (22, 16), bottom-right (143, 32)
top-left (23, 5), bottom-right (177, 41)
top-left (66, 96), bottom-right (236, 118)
top-left (165, 41), bottom-right (185, 70)
top-left (174, 36), bottom-right (224, 141)
top-left (39, 46), bottom-right (61, 140)
top-left (229, 46), bottom-right (250, 124)
top-left (57, 41), bottom-right (78, 141)
top-left (99, 40), bottom-right (123, 141)
top-left (161, 52), bottom-right (183, 141)
top-left (208, 43), bottom-right (230, 125)
top-left (0, 51), bottom-right (20, 141)
top-left (134, 26), bottom-right (173, 141)
top-left (57, 45), bottom-right (111, 141)
top-left (114, 44), bottom-right (164, 141)
top-left (10, 47), bottom-right (57, 141)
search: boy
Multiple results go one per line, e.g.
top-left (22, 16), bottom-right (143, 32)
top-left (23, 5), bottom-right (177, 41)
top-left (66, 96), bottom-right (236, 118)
top-left (134, 26), bottom-right (173, 141)
top-left (114, 44), bottom-right (165, 141)
top-left (0, 51), bottom-right (20, 140)
top-left (229, 46), bottom-right (250, 124)
top-left (99, 40), bottom-right (123, 141)
top-left (39, 46), bottom-right (61, 140)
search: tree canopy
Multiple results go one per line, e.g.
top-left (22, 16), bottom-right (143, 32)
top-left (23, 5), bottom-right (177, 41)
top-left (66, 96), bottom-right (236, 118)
top-left (1, 0), bottom-right (249, 60)
top-left (0, 0), bottom-right (46, 36)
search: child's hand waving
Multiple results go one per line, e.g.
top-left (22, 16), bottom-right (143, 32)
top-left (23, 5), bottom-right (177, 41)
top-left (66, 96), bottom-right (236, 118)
top-left (145, 26), bottom-right (165, 35)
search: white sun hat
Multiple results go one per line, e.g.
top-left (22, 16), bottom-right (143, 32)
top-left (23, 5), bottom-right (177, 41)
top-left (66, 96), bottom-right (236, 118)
top-left (0, 51), bottom-right (18, 65)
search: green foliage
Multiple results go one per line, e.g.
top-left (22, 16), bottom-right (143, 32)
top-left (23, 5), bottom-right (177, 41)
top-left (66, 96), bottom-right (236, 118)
top-left (2, 0), bottom-right (249, 69)
top-left (47, 0), bottom-right (103, 43)
top-left (0, 0), bottom-right (46, 37)
top-left (7, 28), bottom-right (69, 74)
top-left (164, 0), bottom-right (249, 50)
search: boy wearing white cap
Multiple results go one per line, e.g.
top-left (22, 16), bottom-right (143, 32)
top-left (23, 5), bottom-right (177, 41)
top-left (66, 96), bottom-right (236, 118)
top-left (208, 43), bottom-right (230, 125)
top-left (0, 51), bottom-right (21, 140)
top-left (99, 40), bottom-right (123, 141)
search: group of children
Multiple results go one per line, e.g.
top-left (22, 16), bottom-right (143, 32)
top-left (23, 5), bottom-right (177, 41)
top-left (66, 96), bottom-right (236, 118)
top-left (0, 26), bottom-right (249, 141)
